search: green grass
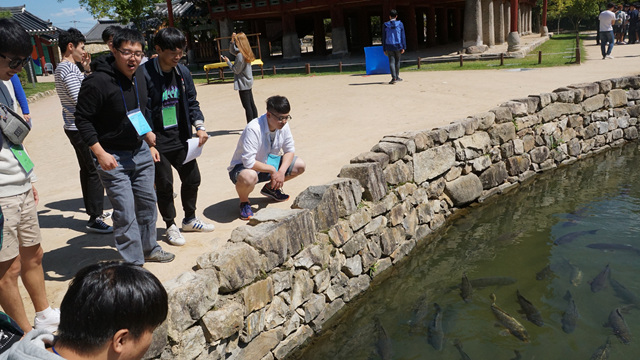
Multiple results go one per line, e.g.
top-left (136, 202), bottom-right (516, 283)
top-left (415, 32), bottom-right (587, 72)
top-left (22, 82), bottom-right (55, 97)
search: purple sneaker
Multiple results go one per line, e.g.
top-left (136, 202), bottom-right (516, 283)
top-left (240, 202), bottom-right (254, 220)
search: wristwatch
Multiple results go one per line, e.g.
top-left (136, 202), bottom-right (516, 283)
top-left (196, 125), bottom-right (206, 132)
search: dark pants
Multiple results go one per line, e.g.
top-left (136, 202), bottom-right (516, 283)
top-left (600, 30), bottom-right (615, 58)
top-left (64, 129), bottom-right (104, 219)
top-left (630, 24), bottom-right (638, 43)
top-left (154, 147), bottom-right (201, 227)
top-left (387, 50), bottom-right (402, 81)
top-left (239, 89), bottom-right (258, 123)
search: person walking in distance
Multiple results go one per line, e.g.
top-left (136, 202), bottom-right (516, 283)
top-left (382, 9), bottom-right (406, 84)
top-left (222, 32), bottom-right (258, 123)
top-left (599, 3), bottom-right (617, 59)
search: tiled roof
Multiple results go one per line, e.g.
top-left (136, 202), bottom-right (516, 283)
top-left (155, 1), bottom-right (204, 19)
top-left (84, 19), bottom-right (132, 43)
top-left (0, 5), bottom-right (58, 36)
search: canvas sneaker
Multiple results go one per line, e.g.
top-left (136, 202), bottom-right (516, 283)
top-left (145, 249), bottom-right (175, 263)
top-left (260, 185), bottom-right (290, 202)
top-left (86, 218), bottom-right (113, 234)
top-left (34, 307), bottom-right (60, 333)
top-left (606, 55), bottom-right (614, 59)
top-left (98, 211), bottom-right (112, 220)
top-left (181, 217), bottom-right (215, 232)
top-left (165, 224), bottom-right (185, 246)
top-left (240, 202), bottom-right (253, 220)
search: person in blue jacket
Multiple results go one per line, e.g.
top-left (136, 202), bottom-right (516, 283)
top-left (382, 9), bottom-right (406, 85)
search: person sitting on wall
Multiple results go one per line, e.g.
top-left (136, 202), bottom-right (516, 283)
top-left (0, 261), bottom-right (168, 360)
top-left (227, 95), bottom-right (305, 220)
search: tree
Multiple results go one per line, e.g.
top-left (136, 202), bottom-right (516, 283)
top-left (58, 0), bottom-right (156, 29)
top-left (564, 0), bottom-right (606, 32)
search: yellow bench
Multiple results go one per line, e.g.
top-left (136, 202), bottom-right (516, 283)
top-left (204, 59), bottom-right (264, 84)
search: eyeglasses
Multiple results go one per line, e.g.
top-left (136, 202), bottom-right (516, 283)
top-left (116, 48), bottom-right (144, 59)
top-left (269, 111), bottom-right (292, 122)
top-left (0, 53), bottom-right (31, 69)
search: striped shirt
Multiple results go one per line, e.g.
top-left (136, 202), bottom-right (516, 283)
top-left (54, 61), bottom-right (85, 131)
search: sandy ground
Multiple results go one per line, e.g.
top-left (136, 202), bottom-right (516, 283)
top-left (14, 36), bottom-right (640, 320)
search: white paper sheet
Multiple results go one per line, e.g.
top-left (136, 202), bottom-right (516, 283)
top-left (183, 137), bottom-right (205, 164)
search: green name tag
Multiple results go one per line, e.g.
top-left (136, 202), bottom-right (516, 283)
top-left (10, 144), bottom-right (34, 174)
top-left (162, 105), bottom-right (178, 129)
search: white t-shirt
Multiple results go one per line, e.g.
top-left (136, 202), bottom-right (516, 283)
top-left (600, 10), bottom-right (615, 31)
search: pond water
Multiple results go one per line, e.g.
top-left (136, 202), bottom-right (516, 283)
top-left (290, 143), bottom-right (640, 360)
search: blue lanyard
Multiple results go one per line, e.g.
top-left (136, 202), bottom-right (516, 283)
top-left (117, 76), bottom-right (140, 113)
top-left (51, 344), bottom-right (60, 355)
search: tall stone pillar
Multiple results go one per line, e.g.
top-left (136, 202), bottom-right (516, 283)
top-left (542, 0), bottom-right (548, 36)
top-left (507, 0), bottom-right (520, 51)
top-left (482, 0), bottom-right (495, 47)
top-left (427, 6), bottom-right (437, 47)
top-left (528, 6), bottom-right (533, 33)
top-left (313, 14), bottom-right (327, 55)
top-left (504, 0), bottom-right (510, 42)
top-left (282, 12), bottom-right (301, 60)
top-left (219, 17), bottom-right (234, 56)
top-left (494, 0), bottom-right (504, 44)
top-left (463, 0), bottom-right (483, 49)
top-left (330, 5), bottom-right (348, 56)
top-left (437, 7), bottom-right (449, 44)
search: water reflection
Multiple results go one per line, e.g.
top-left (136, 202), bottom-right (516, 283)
top-left (290, 143), bottom-right (640, 360)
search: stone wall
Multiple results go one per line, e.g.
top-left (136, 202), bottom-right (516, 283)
top-left (147, 75), bottom-right (640, 360)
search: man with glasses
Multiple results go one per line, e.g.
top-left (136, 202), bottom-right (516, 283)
top-left (143, 27), bottom-right (214, 246)
top-left (228, 95), bottom-right (306, 220)
top-left (75, 28), bottom-right (175, 264)
top-left (0, 18), bottom-right (60, 334)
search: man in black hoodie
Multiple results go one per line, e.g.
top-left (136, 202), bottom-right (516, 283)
top-left (75, 29), bottom-right (174, 265)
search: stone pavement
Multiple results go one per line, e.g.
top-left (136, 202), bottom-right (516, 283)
top-left (15, 34), bottom-right (640, 322)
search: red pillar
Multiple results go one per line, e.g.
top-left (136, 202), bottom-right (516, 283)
top-left (542, 0), bottom-right (547, 28)
top-left (34, 36), bottom-right (47, 76)
top-left (166, 0), bottom-right (175, 27)
top-left (510, 0), bottom-right (518, 33)
top-left (405, 5), bottom-right (418, 51)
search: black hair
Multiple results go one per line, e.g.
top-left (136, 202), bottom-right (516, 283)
top-left (0, 18), bottom-right (32, 58)
top-left (56, 261), bottom-right (168, 354)
top-left (112, 28), bottom-right (146, 51)
top-left (266, 95), bottom-right (291, 114)
top-left (102, 25), bottom-right (122, 43)
top-left (58, 28), bottom-right (86, 53)
top-left (607, 2), bottom-right (616, 8)
top-left (154, 27), bottom-right (186, 51)
top-left (390, 9), bottom-right (398, 18)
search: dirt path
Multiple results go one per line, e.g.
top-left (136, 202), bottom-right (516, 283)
top-left (17, 37), bottom-right (639, 319)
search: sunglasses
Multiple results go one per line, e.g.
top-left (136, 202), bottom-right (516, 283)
top-left (0, 53), bottom-right (31, 70)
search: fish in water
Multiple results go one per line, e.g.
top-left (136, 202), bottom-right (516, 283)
top-left (554, 229), bottom-right (599, 245)
top-left (461, 273), bottom-right (473, 303)
top-left (536, 264), bottom-right (553, 280)
top-left (568, 261), bottom-right (583, 287)
top-left (589, 337), bottom-right (611, 360)
top-left (453, 339), bottom-right (471, 360)
top-left (561, 290), bottom-right (579, 334)
top-left (589, 264), bottom-right (610, 293)
top-left (408, 295), bottom-right (430, 332)
top-left (516, 290), bottom-right (544, 327)
top-left (610, 278), bottom-right (640, 307)
top-left (490, 293), bottom-right (530, 342)
top-left (374, 318), bottom-right (393, 360)
top-left (604, 308), bottom-right (632, 344)
top-left (586, 243), bottom-right (640, 255)
top-left (468, 277), bottom-right (517, 289)
top-left (427, 303), bottom-right (445, 351)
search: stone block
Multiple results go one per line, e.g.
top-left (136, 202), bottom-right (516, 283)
top-left (236, 328), bottom-right (284, 360)
top-left (342, 232), bottom-right (368, 258)
top-left (413, 144), bottom-right (456, 183)
top-left (292, 178), bottom-right (362, 231)
top-left (243, 278), bottom-right (275, 315)
top-left (488, 123), bottom-right (516, 145)
top-left (529, 146), bottom-right (550, 164)
top-left (370, 141), bottom-right (407, 162)
top-left (473, 112), bottom-right (496, 130)
top-left (453, 132), bottom-right (492, 160)
top-left (444, 166), bottom-right (462, 182)
top-left (402, 208), bottom-right (418, 238)
top-left (174, 326), bottom-right (205, 360)
top-left (427, 128), bottom-right (448, 144)
top-left (582, 94), bottom-right (605, 112)
top-left (293, 243), bottom-right (331, 270)
top-left (164, 270), bottom-right (219, 336)
top-left (530, 93), bottom-right (552, 108)
top-left (350, 151), bottom-right (390, 168)
top-left (512, 97), bottom-right (540, 114)
top-left (610, 77), bottom-right (630, 89)
top-left (310, 299), bottom-right (345, 332)
top-left (396, 182), bottom-right (418, 200)
top-left (328, 219), bottom-right (353, 247)
top-left (471, 155), bottom-right (492, 172)
top-left (273, 325), bottom-right (314, 360)
top-left (500, 101), bottom-right (528, 116)
top-left (461, 117), bottom-right (478, 134)
top-left (291, 270), bottom-right (314, 308)
top-left (506, 155), bottom-right (531, 176)
top-left (197, 243), bottom-right (263, 293)
top-left (201, 300), bottom-right (244, 342)
top-left (443, 122), bottom-right (465, 139)
top-left (364, 215), bottom-right (387, 235)
top-left (384, 160), bottom-right (413, 185)
top-left (313, 270), bottom-right (331, 293)
top-left (413, 131), bottom-right (434, 151)
top-left (500, 141), bottom-right (514, 159)
top-left (380, 226), bottom-right (403, 256)
top-left (479, 162), bottom-right (508, 189)
top-left (490, 106), bottom-right (513, 123)
top-left (342, 255), bottom-right (363, 277)
top-left (339, 163), bottom-right (387, 202)
top-left (390, 238), bottom-right (416, 264)
top-left (625, 126), bottom-right (639, 139)
top-left (598, 80), bottom-right (612, 93)
top-left (381, 135), bottom-right (417, 155)
top-left (241, 308), bottom-right (266, 343)
top-left (426, 177), bottom-right (446, 198)
top-left (627, 89), bottom-right (640, 100)
top-left (537, 103), bottom-right (582, 122)
top-left (444, 173), bottom-right (483, 207)
top-left (343, 275), bottom-right (371, 302)
top-left (607, 89), bottom-right (628, 108)
top-left (569, 82), bottom-right (600, 98)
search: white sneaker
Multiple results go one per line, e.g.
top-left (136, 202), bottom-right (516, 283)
top-left (606, 55), bottom-right (614, 59)
top-left (165, 224), bottom-right (185, 246)
top-left (182, 217), bottom-right (215, 232)
top-left (34, 307), bottom-right (60, 333)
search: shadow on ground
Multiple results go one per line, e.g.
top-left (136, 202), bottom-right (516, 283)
top-left (203, 196), bottom-right (276, 224)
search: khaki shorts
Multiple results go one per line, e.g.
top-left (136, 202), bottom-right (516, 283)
top-left (0, 188), bottom-right (42, 262)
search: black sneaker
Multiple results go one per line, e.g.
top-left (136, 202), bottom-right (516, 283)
top-left (260, 184), bottom-right (290, 202)
top-left (389, 79), bottom-right (396, 84)
top-left (86, 218), bottom-right (113, 234)
top-left (145, 249), bottom-right (175, 263)
top-left (396, 78), bottom-right (403, 82)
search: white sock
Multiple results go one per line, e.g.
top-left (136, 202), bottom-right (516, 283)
top-left (35, 306), bottom-right (53, 319)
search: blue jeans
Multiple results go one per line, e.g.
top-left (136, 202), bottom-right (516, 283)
top-left (95, 142), bottom-right (160, 265)
top-left (387, 50), bottom-right (402, 81)
top-left (600, 30), bottom-right (614, 58)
